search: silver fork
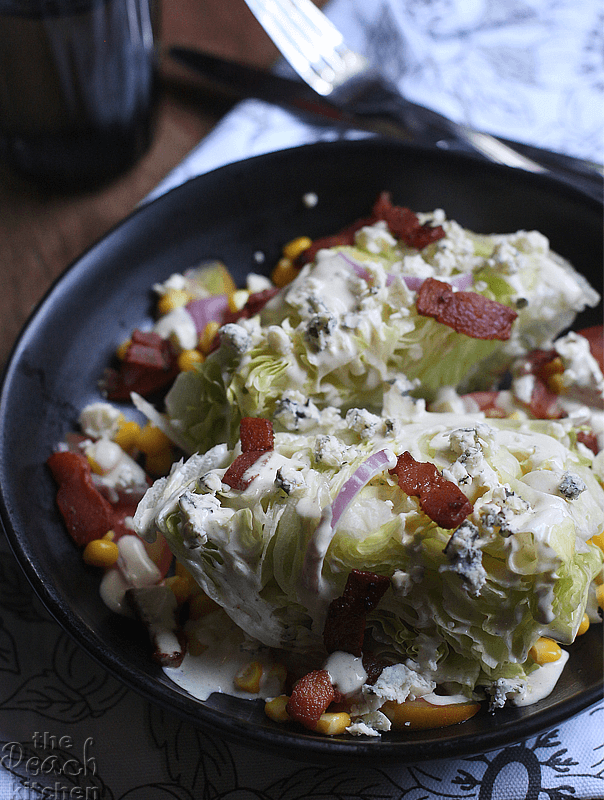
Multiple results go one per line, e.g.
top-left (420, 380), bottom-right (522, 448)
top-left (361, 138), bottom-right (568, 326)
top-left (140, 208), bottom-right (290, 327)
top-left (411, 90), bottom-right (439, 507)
top-left (244, 0), bottom-right (603, 195)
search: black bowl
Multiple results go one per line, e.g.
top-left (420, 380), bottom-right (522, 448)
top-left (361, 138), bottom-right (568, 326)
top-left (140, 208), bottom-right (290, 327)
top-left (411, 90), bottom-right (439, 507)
top-left (0, 140), bottom-right (602, 764)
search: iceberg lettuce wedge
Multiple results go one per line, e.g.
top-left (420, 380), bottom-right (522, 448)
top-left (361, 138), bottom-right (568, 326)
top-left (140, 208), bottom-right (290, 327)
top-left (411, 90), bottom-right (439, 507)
top-left (161, 216), bottom-right (599, 454)
top-left (134, 409), bottom-right (604, 695)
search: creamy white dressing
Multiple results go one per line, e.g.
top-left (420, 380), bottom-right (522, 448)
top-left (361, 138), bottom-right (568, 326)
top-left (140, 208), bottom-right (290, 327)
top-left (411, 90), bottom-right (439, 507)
top-left (512, 650), bottom-right (569, 706)
top-left (324, 651), bottom-right (367, 696)
top-left (421, 692), bottom-right (476, 706)
top-left (163, 611), bottom-right (284, 702)
top-left (99, 535), bottom-right (162, 614)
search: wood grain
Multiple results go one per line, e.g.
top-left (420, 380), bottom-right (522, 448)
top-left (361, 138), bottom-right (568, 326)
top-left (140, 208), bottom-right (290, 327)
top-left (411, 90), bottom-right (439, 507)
top-left (0, 0), bottom-right (292, 368)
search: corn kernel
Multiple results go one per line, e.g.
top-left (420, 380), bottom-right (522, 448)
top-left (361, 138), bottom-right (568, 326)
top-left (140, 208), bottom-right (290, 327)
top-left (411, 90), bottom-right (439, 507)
top-left (144, 449), bottom-right (174, 477)
top-left (137, 423), bottom-right (172, 456)
top-left (282, 235), bottom-right (312, 261)
top-left (529, 637), bottom-right (562, 665)
top-left (113, 419), bottom-right (141, 453)
top-left (199, 321), bottom-right (221, 354)
top-left (264, 695), bottom-right (290, 723)
top-left (177, 348), bottom-right (204, 372)
top-left (547, 373), bottom-right (566, 394)
top-left (577, 614), bottom-right (590, 636)
top-left (116, 338), bottom-right (131, 360)
top-left (596, 584), bottom-right (604, 609)
top-left (234, 661), bottom-right (263, 693)
top-left (271, 257), bottom-right (298, 288)
top-left (228, 289), bottom-right (249, 313)
top-left (165, 575), bottom-right (196, 606)
top-left (188, 592), bottom-right (219, 620)
top-left (83, 538), bottom-right (120, 568)
top-left (315, 712), bottom-right (351, 736)
top-left (588, 531), bottom-right (604, 554)
top-left (157, 288), bottom-right (191, 316)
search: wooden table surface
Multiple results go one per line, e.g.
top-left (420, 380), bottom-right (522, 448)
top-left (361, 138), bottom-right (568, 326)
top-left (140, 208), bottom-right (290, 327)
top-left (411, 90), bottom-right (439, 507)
top-left (0, 0), bottom-right (299, 370)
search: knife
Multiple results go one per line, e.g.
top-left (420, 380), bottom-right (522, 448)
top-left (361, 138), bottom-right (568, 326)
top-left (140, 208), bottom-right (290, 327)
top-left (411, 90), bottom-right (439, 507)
top-left (169, 46), bottom-right (603, 201)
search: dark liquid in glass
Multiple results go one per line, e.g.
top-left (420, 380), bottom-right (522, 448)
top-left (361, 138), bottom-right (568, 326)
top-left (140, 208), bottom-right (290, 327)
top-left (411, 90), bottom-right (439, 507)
top-left (0, 0), bottom-right (158, 189)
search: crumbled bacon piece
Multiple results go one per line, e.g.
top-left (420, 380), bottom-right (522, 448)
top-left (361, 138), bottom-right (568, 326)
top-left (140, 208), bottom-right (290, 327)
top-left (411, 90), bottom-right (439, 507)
top-left (416, 278), bottom-right (517, 340)
top-left (48, 451), bottom-right (152, 546)
top-left (323, 570), bottom-right (391, 656)
top-left (371, 191), bottom-right (446, 249)
top-left (223, 418), bottom-right (275, 490)
top-left (510, 349), bottom-right (567, 420)
top-left (222, 450), bottom-right (267, 491)
top-left (286, 669), bottom-right (339, 729)
top-left (296, 192), bottom-right (445, 265)
top-left (102, 329), bottom-right (179, 400)
top-left (389, 451), bottom-right (472, 529)
top-left (239, 417), bottom-right (274, 453)
top-left (523, 379), bottom-right (565, 420)
top-left (47, 451), bottom-right (114, 546)
top-left (577, 430), bottom-right (599, 454)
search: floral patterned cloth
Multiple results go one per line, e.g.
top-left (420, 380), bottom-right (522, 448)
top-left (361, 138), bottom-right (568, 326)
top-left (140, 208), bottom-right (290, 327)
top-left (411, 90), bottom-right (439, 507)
top-left (1, 1), bottom-right (602, 798)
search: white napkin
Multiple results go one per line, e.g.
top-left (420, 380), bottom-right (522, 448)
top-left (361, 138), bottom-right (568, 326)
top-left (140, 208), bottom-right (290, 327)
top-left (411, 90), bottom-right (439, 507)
top-left (148, 0), bottom-right (603, 201)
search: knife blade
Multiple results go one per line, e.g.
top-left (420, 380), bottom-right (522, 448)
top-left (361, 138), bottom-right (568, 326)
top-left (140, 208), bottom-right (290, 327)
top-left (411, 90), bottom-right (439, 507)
top-left (169, 46), bottom-right (603, 201)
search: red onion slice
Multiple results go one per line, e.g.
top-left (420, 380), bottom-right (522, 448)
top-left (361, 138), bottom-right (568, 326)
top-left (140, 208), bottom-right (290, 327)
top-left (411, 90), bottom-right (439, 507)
top-left (330, 448), bottom-right (398, 530)
top-left (337, 252), bottom-right (370, 280)
top-left (401, 276), bottom-right (425, 291)
top-left (335, 253), bottom-right (473, 293)
top-left (186, 294), bottom-right (229, 333)
top-left (449, 272), bottom-right (475, 290)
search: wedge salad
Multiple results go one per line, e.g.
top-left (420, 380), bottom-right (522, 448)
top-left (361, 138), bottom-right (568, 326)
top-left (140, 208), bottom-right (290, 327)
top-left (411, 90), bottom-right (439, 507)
top-left (47, 192), bottom-right (604, 738)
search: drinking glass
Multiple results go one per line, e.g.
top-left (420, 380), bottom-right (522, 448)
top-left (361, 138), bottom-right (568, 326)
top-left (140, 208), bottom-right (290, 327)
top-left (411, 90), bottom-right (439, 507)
top-left (0, 0), bottom-right (159, 189)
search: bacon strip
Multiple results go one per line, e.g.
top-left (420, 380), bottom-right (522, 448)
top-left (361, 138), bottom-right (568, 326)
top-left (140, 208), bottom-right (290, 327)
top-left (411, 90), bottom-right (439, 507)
top-left (286, 669), bottom-right (339, 729)
top-left (389, 451), bottom-right (472, 529)
top-left (47, 451), bottom-right (114, 546)
top-left (239, 417), bottom-right (274, 452)
top-left (523, 379), bottom-right (565, 420)
top-left (372, 191), bottom-right (446, 249)
top-left (323, 569), bottom-right (391, 657)
top-left (577, 430), bottom-right (599, 455)
top-left (416, 278), bottom-right (517, 340)
top-left (222, 418), bottom-right (274, 490)
top-left (296, 192), bottom-right (445, 265)
top-left (102, 329), bottom-right (179, 400)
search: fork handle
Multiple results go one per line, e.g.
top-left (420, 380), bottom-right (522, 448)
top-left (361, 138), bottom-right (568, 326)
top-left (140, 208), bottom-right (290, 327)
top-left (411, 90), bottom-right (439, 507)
top-left (341, 74), bottom-right (603, 202)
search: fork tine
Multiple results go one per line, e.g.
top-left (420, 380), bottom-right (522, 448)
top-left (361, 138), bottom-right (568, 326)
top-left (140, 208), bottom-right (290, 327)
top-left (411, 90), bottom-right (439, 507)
top-left (244, 0), bottom-right (366, 95)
